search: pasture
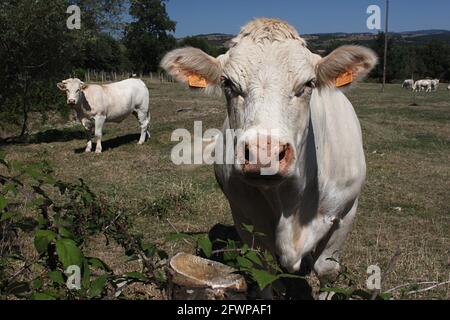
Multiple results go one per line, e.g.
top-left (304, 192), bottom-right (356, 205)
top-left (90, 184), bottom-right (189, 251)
top-left (2, 81), bottom-right (449, 299)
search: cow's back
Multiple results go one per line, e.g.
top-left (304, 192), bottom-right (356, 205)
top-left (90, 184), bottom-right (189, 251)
top-left (84, 79), bottom-right (149, 121)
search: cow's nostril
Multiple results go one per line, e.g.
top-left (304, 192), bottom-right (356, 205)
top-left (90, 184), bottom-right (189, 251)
top-left (244, 145), bottom-right (250, 162)
top-left (278, 148), bottom-right (286, 161)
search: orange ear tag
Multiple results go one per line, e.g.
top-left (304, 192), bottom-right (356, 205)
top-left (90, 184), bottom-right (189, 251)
top-left (335, 71), bottom-right (353, 87)
top-left (188, 73), bottom-right (207, 88)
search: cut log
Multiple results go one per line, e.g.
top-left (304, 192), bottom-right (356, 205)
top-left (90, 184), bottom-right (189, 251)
top-left (169, 252), bottom-right (247, 300)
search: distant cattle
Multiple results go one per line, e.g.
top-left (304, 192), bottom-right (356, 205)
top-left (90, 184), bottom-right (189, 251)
top-left (413, 79), bottom-right (432, 93)
top-left (162, 18), bottom-right (377, 284)
top-left (448, 84), bottom-right (450, 91)
top-left (402, 79), bottom-right (414, 90)
top-left (57, 78), bottom-right (150, 153)
top-left (431, 79), bottom-right (440, 91)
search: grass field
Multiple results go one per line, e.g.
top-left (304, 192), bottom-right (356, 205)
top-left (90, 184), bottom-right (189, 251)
top-left (2, 81), bottom-right (449, 299)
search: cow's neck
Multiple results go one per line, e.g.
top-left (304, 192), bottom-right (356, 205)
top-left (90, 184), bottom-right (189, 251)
top-left (73, 92), bottom-right (92, 118)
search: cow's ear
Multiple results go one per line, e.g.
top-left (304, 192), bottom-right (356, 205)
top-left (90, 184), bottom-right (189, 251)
top-left (57, 82), bottom-right (66, 91)
top-left (80, 82), bottom-right (88, 90)
top-left (315, 46), bottom-right (377, 88)
top-left (160, 47), bottom-right (223, 94)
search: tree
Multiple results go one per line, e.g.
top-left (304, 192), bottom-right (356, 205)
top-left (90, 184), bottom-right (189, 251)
top-left (0, 0), bottom-right (71, 136)
top-left (124, 0), bottom-right (177, 73)
top-left (70, 0), bottom-right (126, 34)
top-left (0, 0), bottom-right (130, 138)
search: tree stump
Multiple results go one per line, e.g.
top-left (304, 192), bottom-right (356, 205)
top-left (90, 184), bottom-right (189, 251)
top-left (169, 252), bottom-right (247, 300)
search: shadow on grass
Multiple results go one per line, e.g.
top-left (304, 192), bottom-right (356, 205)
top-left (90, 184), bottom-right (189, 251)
top-left (0, 128), bottom-right (86, 146)
top-left (74, 133), bottom-right (141, 153)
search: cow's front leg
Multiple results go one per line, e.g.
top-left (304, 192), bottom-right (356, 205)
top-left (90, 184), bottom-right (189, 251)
top-left (94, 115), bottom-right (106, 153)
top-left (313, 200), bottom-right (359, 288)
top-left (81, 118), bottom-right (93, 152)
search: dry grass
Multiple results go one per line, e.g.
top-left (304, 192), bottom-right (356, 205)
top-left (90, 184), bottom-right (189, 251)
top-left (1, 81), bottom-right (449, 299)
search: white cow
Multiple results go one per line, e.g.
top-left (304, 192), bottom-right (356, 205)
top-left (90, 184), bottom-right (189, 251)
top-left (162, 18), bottom-right (377, 284)
top-left (402, 79), bottom-right (414, 90)
top-left (57, 78), bottom-right (150, 153)
top-left (413, 79), bottom-right (432, 92)
top-left (431, 79), bottom-right (440, 91)
top-left (447, 84), bottom-right (450, 91)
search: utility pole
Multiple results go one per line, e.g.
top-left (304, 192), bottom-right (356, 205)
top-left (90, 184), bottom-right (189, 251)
top-left (382, 0), bottom-right (389, 92)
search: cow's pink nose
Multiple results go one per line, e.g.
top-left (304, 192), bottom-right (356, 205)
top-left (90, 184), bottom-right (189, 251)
top-left (239, 136), bottom-right (294, 177)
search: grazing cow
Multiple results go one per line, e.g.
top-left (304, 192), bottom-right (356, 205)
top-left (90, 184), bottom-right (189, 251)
top-left (402, 79), bottom-right (414, 90)
top-left (162, 18), bottom-right (377, 284)
top-left (431, 79), bottom-right (440, 91)
top-left (57, 78), bottom-right (150, 153)
top-left (413, 79), bottom-right (432, 93)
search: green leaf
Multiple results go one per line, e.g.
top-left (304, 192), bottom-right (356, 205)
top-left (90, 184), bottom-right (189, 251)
top-left (240, 244), bottom-right (249, 254)
top-left (32, 278), bottom-right (43, 290)
top-left (244, 251), bottom-right (263, 266)
top-left (380, 292), bottom-right (393, 300)
top-left (32, 292), bottom-right (57, 300)
top-left (320, 287), bottom-right (353, 297)
top-left (89, 275), bottom-right (108, 298)
top-left (58, 227), bottom-right (73, 239)
top-left (236, 256), bottom-right (253, 269)
top-left (82, 191), bottom-right (93, 203)
top-left (34, 230), bottom-right (56, 254)
top-left (141, 243), bottom-right (157, 258)
top-left (251, 269), bottom-right (279, 290)
top-left (0, 195), bottom-right (7, 211)
top-left (88, 258), bottom-right (111, 271)
top-left (47, 271), bottom-right (65, 285)
top-left (56, 238), bottom-right (83, 269)
top-left (242, 223), bottom-right (254, 233)
top-left (198, 237), bottom-right (212, 258)
top-left (124, 272), bottom-right (147, 281)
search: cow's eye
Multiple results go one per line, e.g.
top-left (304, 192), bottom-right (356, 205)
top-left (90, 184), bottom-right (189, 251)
top-left (295, 79), bottom-right (316, 97)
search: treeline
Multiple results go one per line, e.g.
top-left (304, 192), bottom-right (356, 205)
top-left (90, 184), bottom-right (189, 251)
top-left (321, 33), bottom-right (450, 82)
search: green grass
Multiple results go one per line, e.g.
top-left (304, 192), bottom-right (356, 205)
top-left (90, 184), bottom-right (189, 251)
top-left (2, 81), bottom-right (449, 299)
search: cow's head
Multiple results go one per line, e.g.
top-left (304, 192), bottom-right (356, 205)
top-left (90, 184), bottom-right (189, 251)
top-left (162, 18), bottom-right (377, 182)
top-left (57, 78), bottom-right (87, 105)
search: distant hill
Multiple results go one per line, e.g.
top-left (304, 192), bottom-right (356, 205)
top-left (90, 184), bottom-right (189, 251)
top-left (179, 30), bottom-right (450, 50)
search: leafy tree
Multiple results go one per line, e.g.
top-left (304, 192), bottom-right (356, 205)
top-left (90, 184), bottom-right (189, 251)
top-left (0, 0), bottom-right (70, 136)
top-left (124, 0), bottom-right (177, 73)
top-left (0, 0), bottom-right (130, 138)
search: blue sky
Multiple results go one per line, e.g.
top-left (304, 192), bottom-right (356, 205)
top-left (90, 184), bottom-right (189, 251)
top-left (164, 0), bottom-right (450, 37)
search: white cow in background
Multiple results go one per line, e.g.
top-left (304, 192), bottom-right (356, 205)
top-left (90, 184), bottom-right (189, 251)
top-left (447, 84), bottom-right (450, 91)
top-left (431, 79), bottom-right (440, 91)
top-left (57, 78), bottom-right (150, 153)
top-left (413, 79), bottom-right (432, 93)
top-left (402, 79), bottom-right (414, 90)
top-left (162, 18), bottom-right (377, 284)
